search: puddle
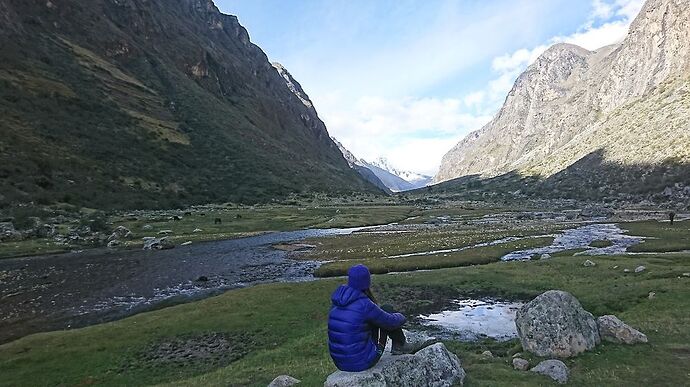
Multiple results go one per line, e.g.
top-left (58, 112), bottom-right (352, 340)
top-left (501, 223), bottom-right (643, 261)
top-left (418, 299), bottom-right (523, 341)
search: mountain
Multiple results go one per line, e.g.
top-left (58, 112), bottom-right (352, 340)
top-left (330, 142), bottom-right (430, 193)
top-left (331, 138), bottom-right (391, 194)
top-left (434, 0), bottom-right (690, 199)
top-left (367, 158), bottom-right (432, 189)
top-left (0, 0), bottom-right (380, 210)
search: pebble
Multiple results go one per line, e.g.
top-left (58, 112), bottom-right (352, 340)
top-left (635, 265), bottom-right (646, 273)
top-left (648, 292), bottom-right (656, 299)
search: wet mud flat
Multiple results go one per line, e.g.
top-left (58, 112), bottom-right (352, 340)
top-left (0, 228), bottom-right (362, 344)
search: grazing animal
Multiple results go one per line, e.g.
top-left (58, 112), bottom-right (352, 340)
top-left (214, 218), bottom-right (222, 224)
top-left (669, 211), bottom-right (676, 225)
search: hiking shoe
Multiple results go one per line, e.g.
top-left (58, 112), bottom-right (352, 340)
top-left (391, 337), bottom-right (440, 355)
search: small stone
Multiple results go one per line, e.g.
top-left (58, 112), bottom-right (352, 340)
top-left (597, 315), bottom-right (648, 344)
top-left (648, 292), bottom-right (656, 299)
top-left (142, 224), bottom-right (153, 230)
top-left (540, 253), bottom-right (551, 260)
top-left (530, 359), bottom-right (569, 384)
top-left (635, 265), bottom-right (646, 273)
top-left (683, 272), bottom-right (690, 277)
top-left (181, 241), bottom-right (192, 246)
top-left (481, 350), bottom-right (493, 358)
top-left (268, 375), bottom-right (301, 387)
top-left (158, 229), bottom-right (173, 235)
top-left (107, 239), bottom-right (121, 248)
top-left (613, 265), bottom-right (619, 269)
top-left (584, 259), bottom-right (596, 267)
top-left (624, 269), bottom-right (631, 273)
top-left (193, 228), bottom-right (203, 233)
top-left (512, 352), bottom-right (523, 358)
top-left (512, 357), bottom-right (529, 371)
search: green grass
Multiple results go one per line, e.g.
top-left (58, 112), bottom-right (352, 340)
top-left (314, 237), bottom-right (554, 277)
top-left (589, 240), bottom-right (614, 248)
top-left (2, 251), bottom-right (688, 386)
top-left (301, 221), bottom-right (565, 262)
top-left (623, 220), bottom-right (690, 253)
top-left (0, 238), bottom-right (72, 259)
top-left (0, 204), bottom-right (416, 259)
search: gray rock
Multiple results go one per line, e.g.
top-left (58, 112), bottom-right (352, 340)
top-left (512, 358), bottom-right (530, 371)
top-left (324, 343), bottom-right (465, 387)
top-left (181, 241), bottom-right (192, 246)
top-left (193, 228), bottom-right (203, 233)
top-left (158, 229), bottom-right (173, 235)
top-left (530, 359), bottom-right (569, 384)
top-left (142, 224), bottom-right (153, 231)
top-left (143, 237), bottom-right (175, 250)
top-left (0, 222), bottom-right (22, 241)
top-left (584, 259), bottom-right (596, 267)
top-left (268, 375), bottom-right (300, 387)
top-left (481, 350), bottom-right (493, 358)
top-left (108, 226), bottom-right (132, 241)
top-left (516, 290), bottom-right (600, 357)
top-left (648, 291), bottom-right (656, 299)
top-left (540, 253), bottom-right (551, 260)
top-left (596, 315), bottom-right (648, 344)
top-left (107, 239), bottom-right (121, 248)
top-left (635, 265), bottom-right (646, 273)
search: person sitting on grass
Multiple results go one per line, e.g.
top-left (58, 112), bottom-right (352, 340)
top-left (327, 264), bottom-right (431, 372)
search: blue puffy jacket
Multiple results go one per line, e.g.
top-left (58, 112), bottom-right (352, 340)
top-left (327, 285), bottom-right (406, 371)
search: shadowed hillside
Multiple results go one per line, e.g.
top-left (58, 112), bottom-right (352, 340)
top-left (0, 0), bottom-right (380, 210)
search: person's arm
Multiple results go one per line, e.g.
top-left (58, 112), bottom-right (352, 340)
top-left (364, 300), bottom-right (406, 330)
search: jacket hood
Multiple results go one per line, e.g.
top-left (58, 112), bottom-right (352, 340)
top-left (331, 285), bottom-right (367, 307)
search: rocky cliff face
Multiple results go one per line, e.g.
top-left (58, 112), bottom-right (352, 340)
top-left (435, 0), bottom-right (690, 195)
top-left (0, 0), bottom-right (378, 209)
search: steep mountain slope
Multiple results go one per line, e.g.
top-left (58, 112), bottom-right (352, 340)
top-left (435, 0), bottom-right (690, 197)
top-left (0, 0), bottom-right (378, 210)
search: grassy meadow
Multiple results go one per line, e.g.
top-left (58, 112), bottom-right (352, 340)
top-left (1, 213), bottom-right (688, 386)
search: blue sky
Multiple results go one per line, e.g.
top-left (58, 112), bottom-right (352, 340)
top-left (217, 0), bottom-right (644, 175)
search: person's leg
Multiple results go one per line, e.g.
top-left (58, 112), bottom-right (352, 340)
top-left (380, 304), bottom-right (406, 348)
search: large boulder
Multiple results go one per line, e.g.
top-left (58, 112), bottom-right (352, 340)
top-left (515, 290), bottom-right (600, 357)
top-left (597, 315), bottom-right (648, 344)
top-left (530, 359), bottom-right (569, 384)
top-left (324, 343), bottom-right (465, 387)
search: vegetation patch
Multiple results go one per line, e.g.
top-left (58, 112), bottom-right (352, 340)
top-left (120, 332), bottom-right (255, 377)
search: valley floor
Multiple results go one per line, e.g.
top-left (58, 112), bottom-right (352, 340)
top-left (0, 203), bottom-right (689, 386)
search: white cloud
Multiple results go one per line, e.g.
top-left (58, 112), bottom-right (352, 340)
top-left (324, 96), bottom-right (492, 175)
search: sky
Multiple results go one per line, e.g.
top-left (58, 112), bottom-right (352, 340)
top-left (217, 0), bottom-right (645, 176)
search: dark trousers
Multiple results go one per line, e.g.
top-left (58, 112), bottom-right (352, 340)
top-left (372, 304), bottom-right (406, 348)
